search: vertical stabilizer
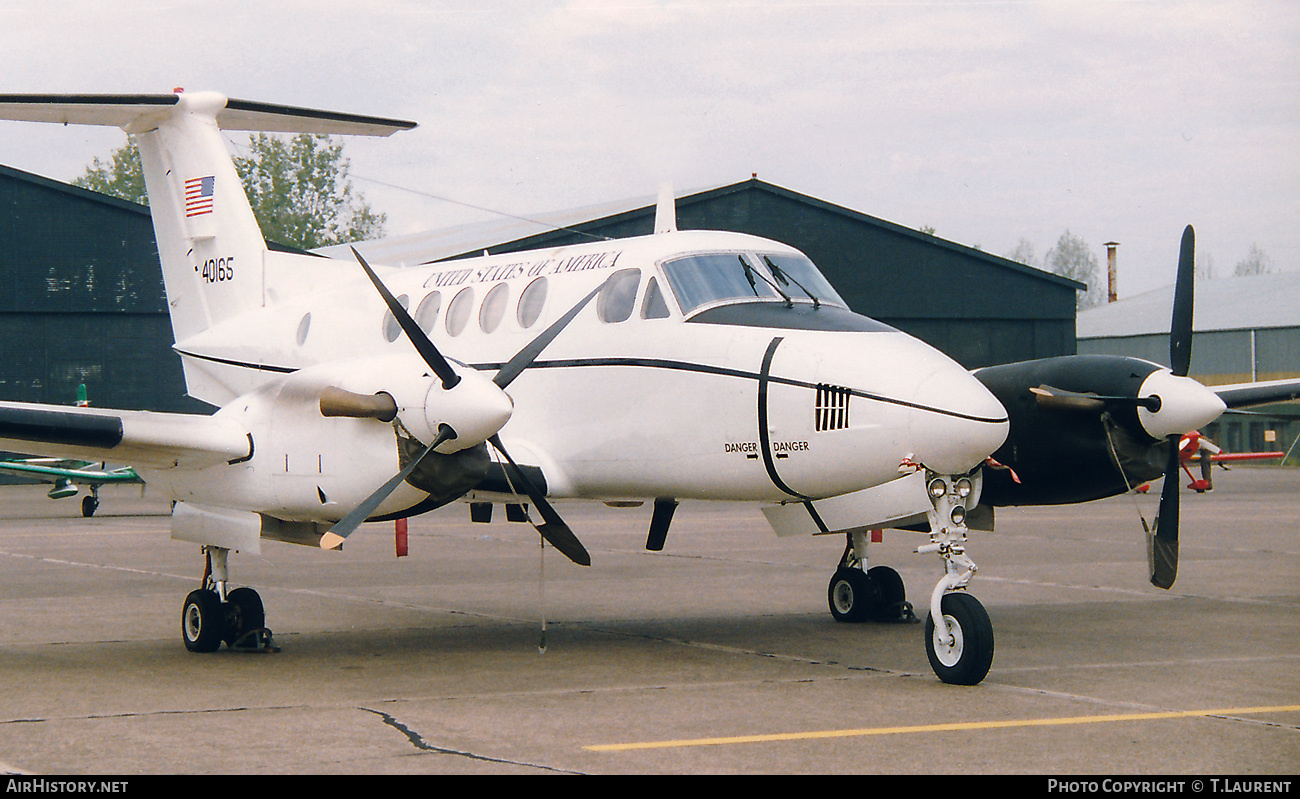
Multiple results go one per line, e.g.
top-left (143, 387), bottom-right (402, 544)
top-left (132, 92), bottom-right (269, 341)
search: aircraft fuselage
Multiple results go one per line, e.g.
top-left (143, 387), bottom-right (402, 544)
top-left (143, 230), bottom-right (1009, 523)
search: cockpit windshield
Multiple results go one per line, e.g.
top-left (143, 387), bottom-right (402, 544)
top-left (661, 252), bottom-right (847, 315)
top-left (761, 254), bottom-right (847, 308)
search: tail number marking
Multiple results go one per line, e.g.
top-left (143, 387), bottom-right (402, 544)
top-left (199, 257), bottom-right (235, 284)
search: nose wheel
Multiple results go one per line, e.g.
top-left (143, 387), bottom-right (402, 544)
top-left (924, 591), bottom-right (993, 685)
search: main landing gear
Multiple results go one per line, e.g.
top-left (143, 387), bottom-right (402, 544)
top-left (826, 472), bottom-right (994, 686)
top-left (181, 546), bottom-right (278, 653)
top-left (81, 489), bottom-right (99, 517)
top-left (827, 530), bottom-right (917, 624)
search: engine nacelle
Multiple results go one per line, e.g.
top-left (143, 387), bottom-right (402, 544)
top-left (974, 355), bottom-right (1169, 507)
top-left (311, 353), bottom-right (513, 453)
top-left (973, 354), bottom-right (1225, 507)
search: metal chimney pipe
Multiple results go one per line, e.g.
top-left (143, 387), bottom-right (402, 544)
top-left (1104, 241), bottom-right (1120, 303)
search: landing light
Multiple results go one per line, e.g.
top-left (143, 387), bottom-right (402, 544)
top-left (950, 506), bottom-right (966, 526)
top-left (928, 478), bottom-right (947, 499)
top-left (955, 477), bottom-right (973, 498)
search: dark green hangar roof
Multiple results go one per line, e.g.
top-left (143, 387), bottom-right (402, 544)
top-left (329, 178), bottom-right (1083, 368)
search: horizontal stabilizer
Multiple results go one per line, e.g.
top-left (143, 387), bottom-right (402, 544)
top-left (0, 401), bottom-right (250, 469)
top-left (0, 93), bottom-right (417, 136)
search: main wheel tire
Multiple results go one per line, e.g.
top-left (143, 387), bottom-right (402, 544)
top-left (828, 567), bottom-right (875, 623)
top-left (182, 589), bottom-right (226, 653)
top-left (924, 592), bottom-right (994, 685)
top-left (81, 495), bottom-right (97, 517)
top-left (866, 565), bottom-right (907, 622)
top-left (222, 587), bottom-right (265, 647)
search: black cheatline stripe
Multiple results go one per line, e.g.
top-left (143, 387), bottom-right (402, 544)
top-left (758, 337), bottom-right (812, 500)
top-left (803, 501), bottom-right (831, 533)
top-left (174, 350), bottom-right (298, 374)
top-left (481, 357), bottom-right (1006, 425)
top-left (175, 351), bottom-right (1006, 425)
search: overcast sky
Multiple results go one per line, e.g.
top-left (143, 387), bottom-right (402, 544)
top-left (1, 0), bottom-right (1295, 298)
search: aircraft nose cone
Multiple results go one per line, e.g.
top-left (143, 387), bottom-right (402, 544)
top-left (908, 365), bottom-right (1009, 475)
top-left (1137, 369), bottom-right (1226, 439)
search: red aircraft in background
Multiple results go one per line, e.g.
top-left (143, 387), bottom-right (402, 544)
top-left (1137, 430), bottom-right (1285, 494)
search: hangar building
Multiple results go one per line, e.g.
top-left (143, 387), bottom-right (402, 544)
top-left (1077, 272), bottom-right (1300, 457)
top-left (3, 167), bottom-right (1080, 415)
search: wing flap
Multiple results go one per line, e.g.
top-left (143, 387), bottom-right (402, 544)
top-left (0, 402), bottom-right (249, 469)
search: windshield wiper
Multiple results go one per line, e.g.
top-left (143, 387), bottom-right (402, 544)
top-left (764, 256), bottom-right (820, 308)
top-left (740, 256), bottom-right (793, 307)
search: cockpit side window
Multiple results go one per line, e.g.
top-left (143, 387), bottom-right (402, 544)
top-left (661, 253), bottom-right (780, 315)
top-left (641, 276), bottom-right (671, 319)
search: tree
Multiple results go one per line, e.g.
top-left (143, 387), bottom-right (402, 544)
top-left (1233, 243), bottom-right (1273, 277)
top-left (73, 133), bottom-right (385, 250)
top-left (235, 133), bottom-right (385, 250)
top-left (72, 140), bottom-right (148, 206)
top-left (1005, 238), bottom-right (1037, 267)
top-left (1044, 230), bottom-right (1103, 310)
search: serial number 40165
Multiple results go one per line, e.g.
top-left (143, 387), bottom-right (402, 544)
top-left (200, 256), bottom-right (234, 283)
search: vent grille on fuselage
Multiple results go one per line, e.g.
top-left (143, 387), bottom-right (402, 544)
top-left (815, 384), bottom-right (851, 431)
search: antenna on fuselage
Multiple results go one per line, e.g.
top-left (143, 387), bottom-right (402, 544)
top-left (654, 182), bottom-right (677, 234)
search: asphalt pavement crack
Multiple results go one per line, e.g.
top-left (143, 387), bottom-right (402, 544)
top-left (359, 707), bottom-right (583, 774)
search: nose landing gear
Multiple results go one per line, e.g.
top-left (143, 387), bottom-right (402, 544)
top-left (917, 473), bottom-right (993, 685)
top-left (181, 546), bottom-right (278, 653)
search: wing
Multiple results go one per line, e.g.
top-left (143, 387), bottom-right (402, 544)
top-left (0, 401), bottom-right (250, 470)
top-left (1203, 451), bottom-right (1285, 463)
top-left (0, 458), bottom-right (140, 485)
top-left (1213, 378), bottom-right (1300, 410)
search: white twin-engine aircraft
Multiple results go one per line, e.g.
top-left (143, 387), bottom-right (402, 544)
top-left (0, 90), bottom-right (1133, 686)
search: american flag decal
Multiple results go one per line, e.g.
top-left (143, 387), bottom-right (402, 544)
top-left (184, 176), bottom-right (215, 217)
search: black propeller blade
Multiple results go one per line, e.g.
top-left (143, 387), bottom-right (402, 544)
top-left (1031, 385), bottom-right (1160, 413)
top-left (1149, 225), bottom-right (1195, 588)
top-left (352, 246), bottom-right (461, 389)
top-left (322, 423), bottom-right (456, 549)
top-left (492, 282), bottom-right (604, 390)
top-left (1148, 432), bottom-right (1180, 588)
top-left (488, 434), bottom-right (590, 566)
top-left (1169, 226), bottom-right (1195, 378)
